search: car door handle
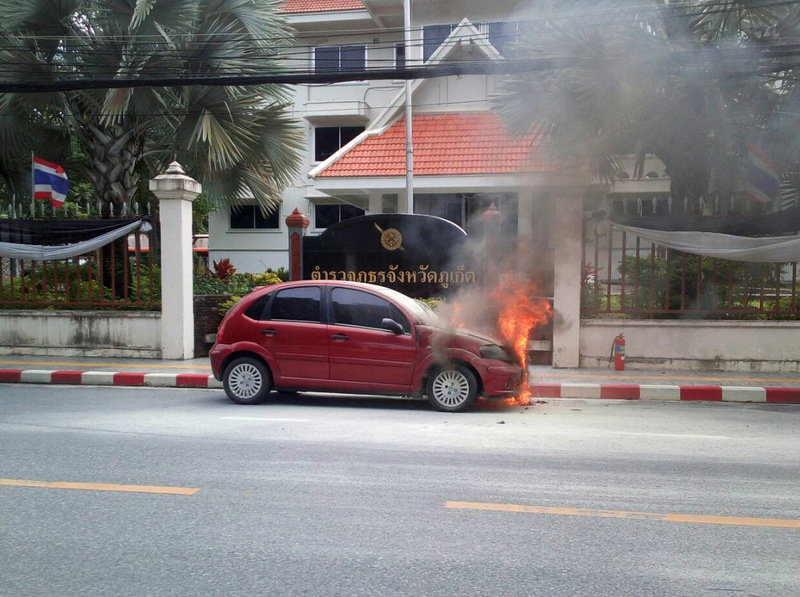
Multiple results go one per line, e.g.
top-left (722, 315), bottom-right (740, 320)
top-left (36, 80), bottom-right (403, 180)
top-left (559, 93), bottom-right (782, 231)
top-left (331, 334), bottom-right (349, 341)
top-left (261, 329), bottom-right (278, 336)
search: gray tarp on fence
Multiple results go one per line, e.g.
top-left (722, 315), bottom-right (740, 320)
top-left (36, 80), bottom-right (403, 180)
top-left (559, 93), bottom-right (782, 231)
top-left (613, 222), bottom-right (800, 263)
top-left (0, 219), bottom-right (151, 261)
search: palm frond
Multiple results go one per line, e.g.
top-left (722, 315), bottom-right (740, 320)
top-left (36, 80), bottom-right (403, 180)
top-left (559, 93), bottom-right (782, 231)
top-left (0, 0), bottom-right (300, 212)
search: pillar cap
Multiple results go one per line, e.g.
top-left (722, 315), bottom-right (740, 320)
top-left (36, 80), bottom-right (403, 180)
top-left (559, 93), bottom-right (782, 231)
top-left (149, 161), bottom-right (201, 201)
top-left (165, 161), bottom-right (185, 175)
top-left (286, 208), bottom-right (310, 229)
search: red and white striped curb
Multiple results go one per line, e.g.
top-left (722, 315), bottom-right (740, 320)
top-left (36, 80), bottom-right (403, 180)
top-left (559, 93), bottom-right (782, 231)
top-left (1, 369), bottom-right (799, 404)
top-left (0, 369), bottom-right (223, 389)
top-left (529, 383), bottom-right (800, 404)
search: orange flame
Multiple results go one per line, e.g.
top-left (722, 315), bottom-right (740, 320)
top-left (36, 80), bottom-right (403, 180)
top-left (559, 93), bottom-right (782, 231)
top-left (451, 301), bottom-right (467, 329)
top-left (491, 275), bottom-right (552, 406)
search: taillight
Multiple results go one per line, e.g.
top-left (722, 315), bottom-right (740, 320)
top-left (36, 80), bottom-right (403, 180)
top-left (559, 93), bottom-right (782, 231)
top-left (216, 318), bottom-right (227, 344)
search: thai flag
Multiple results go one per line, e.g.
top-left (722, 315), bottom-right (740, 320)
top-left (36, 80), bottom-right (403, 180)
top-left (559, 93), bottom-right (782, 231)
top-left (33, 156), bottom-right (69, 208)
top-left (745, 144), bottom-right (780, 204)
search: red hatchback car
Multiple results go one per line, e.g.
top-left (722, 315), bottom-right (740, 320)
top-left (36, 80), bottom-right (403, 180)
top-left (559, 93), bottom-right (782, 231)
top-left (210, 281), bottom-right (524, 412)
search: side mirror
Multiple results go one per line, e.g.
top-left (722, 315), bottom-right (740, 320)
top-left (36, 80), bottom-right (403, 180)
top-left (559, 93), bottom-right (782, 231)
top-left (380, 318), bottom-right (404, 334)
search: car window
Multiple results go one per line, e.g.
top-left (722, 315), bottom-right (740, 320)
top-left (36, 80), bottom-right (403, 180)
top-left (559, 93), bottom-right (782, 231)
top-left (331, 288), bottom-right (410, 332)
top-left (244, 295), bottom-right (270, 320)
top-left (270, 287), bottom-right (321, 322)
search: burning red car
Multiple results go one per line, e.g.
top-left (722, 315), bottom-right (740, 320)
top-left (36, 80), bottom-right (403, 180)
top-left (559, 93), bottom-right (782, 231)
top-left (209, 280), bottom-right (524, 412)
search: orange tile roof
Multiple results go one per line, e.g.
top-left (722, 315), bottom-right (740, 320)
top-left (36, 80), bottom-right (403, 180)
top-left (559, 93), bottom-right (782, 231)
top-left (318, 113), bottom-right (557, 178)
top-left (281, 0), bottom-right (365, 13)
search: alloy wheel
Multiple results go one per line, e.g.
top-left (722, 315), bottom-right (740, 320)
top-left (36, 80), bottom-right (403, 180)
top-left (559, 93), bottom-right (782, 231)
top-left (431, 369), bottom-right (471, 408)
top-left (228, 362), bottom-right (263, 400)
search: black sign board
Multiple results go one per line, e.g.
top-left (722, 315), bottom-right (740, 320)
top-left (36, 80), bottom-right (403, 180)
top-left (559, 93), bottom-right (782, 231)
top-left (303, 214), bottom-right (478, 297)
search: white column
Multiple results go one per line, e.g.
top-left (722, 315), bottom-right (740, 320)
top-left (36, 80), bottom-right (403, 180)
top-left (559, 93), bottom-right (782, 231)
top-left (368, 193), bottom-right (382, 214)
top-left (552, 187), bottom-right (585, 368)
top-left (517, 188), bottom-right (535, 244)
top-left (149, 162), bottom-right (202, 360)
top-left (398, 192), bottom-right (409, 214)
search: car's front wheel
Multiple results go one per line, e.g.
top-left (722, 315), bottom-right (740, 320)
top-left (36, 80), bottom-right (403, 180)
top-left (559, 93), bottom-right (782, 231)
top-left (426, 364), bottom-right (478, 412)
top-left (223, 356), bottom-right (272, 405)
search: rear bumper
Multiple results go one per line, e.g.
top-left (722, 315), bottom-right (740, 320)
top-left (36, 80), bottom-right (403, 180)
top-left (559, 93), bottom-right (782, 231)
top-left (478, 361), bottom-right (525, 398)
top-left (209, 343), bottom-right (232, 381)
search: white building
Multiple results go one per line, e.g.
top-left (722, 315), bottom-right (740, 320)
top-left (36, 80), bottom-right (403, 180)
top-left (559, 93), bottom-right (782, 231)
top-left (208, 0), bottom-right (670, 276)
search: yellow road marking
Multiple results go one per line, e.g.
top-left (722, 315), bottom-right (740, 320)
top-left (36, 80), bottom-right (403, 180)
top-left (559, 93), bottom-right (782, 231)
top-left (445, 501), bottom-right (800, 529)
top-left (0, 360), bottom-right (211, 370)
top-left (0, 478), bottom-right (199, 496)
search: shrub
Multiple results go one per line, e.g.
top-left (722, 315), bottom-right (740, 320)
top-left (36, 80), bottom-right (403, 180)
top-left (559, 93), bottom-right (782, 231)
top-left (416, 297), bottom-right (443, 310)
top-left (212, 258), bottom-right (236, 282)
top-left (194, 267), bottom-right (283, 296)
top-left (582, 252), bottom-right (798, 319)
top-left (218, 296), bottom-right (242, 317)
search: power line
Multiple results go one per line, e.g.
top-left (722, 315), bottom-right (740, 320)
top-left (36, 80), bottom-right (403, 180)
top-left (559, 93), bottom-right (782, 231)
top-left (0, 58), bottom-right (578, 93)
top-left (1, 41), bottom-right (799, 88)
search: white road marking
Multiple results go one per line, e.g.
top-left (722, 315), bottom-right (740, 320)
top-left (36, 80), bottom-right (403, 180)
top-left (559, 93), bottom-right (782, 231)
top-left (609, 431), bottom-right (730, 440)
top-left (221, 416), bottom-right (311, 422)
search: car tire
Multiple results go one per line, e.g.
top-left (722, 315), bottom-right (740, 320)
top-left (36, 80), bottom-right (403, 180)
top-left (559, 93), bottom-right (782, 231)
top-left (426, 364), bottom-right (478, 412)
top-left (223, 356), bottom-right (272, 405)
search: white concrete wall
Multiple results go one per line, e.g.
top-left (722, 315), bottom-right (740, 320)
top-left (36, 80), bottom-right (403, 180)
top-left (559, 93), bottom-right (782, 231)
top-left (0, 311), bottom-right (161, 358)
top-left (581, 319), bottom-right (800, 373)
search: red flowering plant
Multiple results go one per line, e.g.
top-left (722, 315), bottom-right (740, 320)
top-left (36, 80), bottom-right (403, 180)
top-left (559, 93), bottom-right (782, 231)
top-left (212, 258), bottom-right (237, 282)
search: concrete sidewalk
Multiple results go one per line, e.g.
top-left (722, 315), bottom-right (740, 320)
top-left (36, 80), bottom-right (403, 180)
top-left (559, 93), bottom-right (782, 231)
top-left (0, 355), bottom-right (212, 375)
top-left (1, 355), bottom-right (799, 403)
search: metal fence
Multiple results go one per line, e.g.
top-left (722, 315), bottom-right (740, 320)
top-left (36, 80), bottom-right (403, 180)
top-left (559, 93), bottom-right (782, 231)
top-left (582, 220), bottom-right (800, 319)
top-left (0, 197), bottom-right (160, 310)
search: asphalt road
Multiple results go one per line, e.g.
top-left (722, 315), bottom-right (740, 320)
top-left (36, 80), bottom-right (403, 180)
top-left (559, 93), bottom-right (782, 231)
top-left (1, 385), bottom-right (798, 597)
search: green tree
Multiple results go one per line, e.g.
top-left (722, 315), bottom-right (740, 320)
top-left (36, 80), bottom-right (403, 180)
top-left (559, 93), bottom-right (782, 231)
top-left (0, 0), bottom-right (303, 216)
top-left (493, 0), bottom-right (800, 213)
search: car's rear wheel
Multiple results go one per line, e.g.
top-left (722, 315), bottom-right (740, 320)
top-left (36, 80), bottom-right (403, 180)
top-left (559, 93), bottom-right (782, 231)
top-left (426, 364), bottom-right (478, 412)
top-left (223, 356), bottom-right (272, 405)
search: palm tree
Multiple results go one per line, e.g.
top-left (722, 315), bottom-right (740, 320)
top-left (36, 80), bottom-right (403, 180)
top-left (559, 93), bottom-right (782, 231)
top-left (493, 0), bottom-right (800, 214)
top-left (0, 0), bottom-right (303, 216)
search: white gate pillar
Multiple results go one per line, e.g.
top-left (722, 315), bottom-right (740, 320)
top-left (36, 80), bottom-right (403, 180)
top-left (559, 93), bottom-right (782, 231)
top-left (149, 162), bottom-right (201, 360)
top-left (552, 186), bottom-right (586, 368)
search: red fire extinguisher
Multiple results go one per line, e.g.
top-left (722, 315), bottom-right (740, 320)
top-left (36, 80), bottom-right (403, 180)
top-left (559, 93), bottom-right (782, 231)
top-left (610, 333), bottom-right (626, 371)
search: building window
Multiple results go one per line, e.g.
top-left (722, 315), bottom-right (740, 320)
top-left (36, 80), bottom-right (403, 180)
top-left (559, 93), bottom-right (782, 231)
top-left (415, 192), bottom-right (518, 237)
top-left (395, 43), bottom-right (406, 69)
top-left (230, 205), bottom-right (280, 230)
top-left (423, 24), bottom-right (455, 61)
top-left (314, 45), bottom-right (366, 73)
top-left (487, 21), bottom-right (520, 56)
top-left (314, 204), bottom-right (365, 229)
top-left (422, 21), bottom-right (520, 61)
top-left (314, 126), bottom-right (364, 162)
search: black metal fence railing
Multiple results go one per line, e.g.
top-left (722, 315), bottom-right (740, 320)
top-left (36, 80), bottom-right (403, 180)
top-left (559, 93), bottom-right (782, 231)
top-left (582, 221), bottom-right (799, 319)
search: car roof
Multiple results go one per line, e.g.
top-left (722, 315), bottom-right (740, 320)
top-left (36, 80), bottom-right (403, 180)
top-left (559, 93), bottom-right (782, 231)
top-left (266, 279), bottom-right (421, 310)
top-left (272, 279), bottom-right (397, 295)
top-left (251, 279), bottom-right (443, 327)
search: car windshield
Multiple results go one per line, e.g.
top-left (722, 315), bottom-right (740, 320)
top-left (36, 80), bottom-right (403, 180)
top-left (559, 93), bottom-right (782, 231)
top-left (371, 286), bottom-right (446, 327)
top-left (411, 299), bottom-right (448, 327)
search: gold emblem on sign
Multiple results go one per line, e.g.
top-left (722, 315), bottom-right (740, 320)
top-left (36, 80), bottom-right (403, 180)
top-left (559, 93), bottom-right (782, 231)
top-left (374, 222), bottom-right (405, 251)
top-left (380, 228), bottom-right (403, 251)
